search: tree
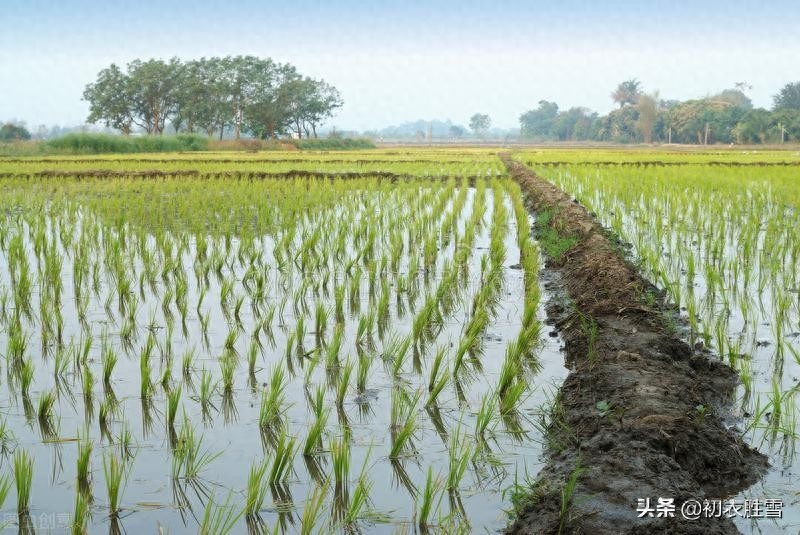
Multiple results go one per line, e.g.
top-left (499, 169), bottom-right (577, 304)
top-left (519, 101), bottom-right (559, 139)
top-left (773, 82), bottom-right (800, 110)
top-left (126, 58), bottom-right (183, 135)
top-left (83, 64), bottom-right (135, 134)
top-left (469, 113), bottom-right (491, 137)
top-left (0, 123), bottom-right (31, 142)
top-left (551, 107), bottom-right (597, 141)
top-left (611, 79), bottom-right (642, 108)
top-left (713, 89), bottom-right (752, 110)
top-left (85, 56), bottom-right (343, 139)
top-left (448, 125), bottom-right (465, 139)
top-left (598, 106), bottom-right (640, 143)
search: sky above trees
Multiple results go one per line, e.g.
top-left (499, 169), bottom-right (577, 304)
top-left (2, 0), bottom-right (799, 131)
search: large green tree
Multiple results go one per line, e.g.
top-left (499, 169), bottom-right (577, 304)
top-left (83, 64), bottom-right (135, 134)
top-left (519, 101), bottom-right (559, 139)
top-left (773, 82), bottom-right (800, 110)
top-left (84, 56), bottom-right (343, 138)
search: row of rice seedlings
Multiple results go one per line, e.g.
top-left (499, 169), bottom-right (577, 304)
top-left (533, 160), bottom-right (800, 454)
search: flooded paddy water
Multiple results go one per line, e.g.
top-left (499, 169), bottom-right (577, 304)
top-left (0, 155), bottom-right (567, 534)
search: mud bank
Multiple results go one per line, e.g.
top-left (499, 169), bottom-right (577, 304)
top-left (501, 154), bottom-right (767, 534)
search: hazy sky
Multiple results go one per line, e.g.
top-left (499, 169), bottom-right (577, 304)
top-left (2, 0), bottom-right (799, 131)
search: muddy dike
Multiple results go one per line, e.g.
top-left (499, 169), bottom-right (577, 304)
top-left (500, 154), bottom-right (768, 534)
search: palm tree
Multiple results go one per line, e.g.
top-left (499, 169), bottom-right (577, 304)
top-left (611, 79), bottom-right (642, 108)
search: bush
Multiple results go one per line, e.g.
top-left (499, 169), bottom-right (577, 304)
top-left (289, 138), bottom-right (376, 150)
top-left (45, 133), bottom-right (210, 154)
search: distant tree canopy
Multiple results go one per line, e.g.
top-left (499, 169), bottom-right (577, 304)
top-left (519, 80), bottom-right (800, 144)
top-left (0, 123), bottom-right (31, 142)
top-left (469, 113), bottom-right (491, 136)
top-left (83, 56), bottom-right (342, 139)
top-left (773, 82), bottom-right (800, 111)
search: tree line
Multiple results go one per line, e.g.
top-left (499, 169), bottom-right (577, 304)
top-left (519, 80), bottom-right (800, 144)
top-left (83, 56), bottom-right (342, 139)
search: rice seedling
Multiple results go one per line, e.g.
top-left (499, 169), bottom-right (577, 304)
top-left (356, 350), bottom-right (373, 394)
top-left (260, 364), bottom-right (289, 430)
top-left (102, 346), bottom-right (118, 388)
top-left (77, 436), bottom-right (93, 492)
top-left (219, 352), bottom-right (236, 393)
top-left (223, 325), bottom-right (239, 355)
top-left (19, 358), bottom-right (35, 398)
top-left (244, 459), bottom-right (269, 517)
top-left (182, 346), bottom-right (196, 378)
top-left (326, 324), bottom-right (344, 370)
top-left (389, 389), bottom-right (421, 460)
top-left (167, 385), bottom-right (182, 430)
top-left (73, 489), bottom-right (90, 534)
top-left (475, 390), bottom-right (497, 442)
top-left (172, 416), bottom-right (221, 480)
top-left (344, 446), bottom-right (375, 528)
top-left (417, 466), bottom-right (444, 531)
top-left (300, 480), bottom-right (329, 535)
top-left (304, 406), bottom-right (330, 457)
top-left (334, 284), bottom-right (346, 324)
top-left (336, 359), bottom-right (354, 408)
top-left (268, 430), bottom-right (297, 485)
top-left (198, 368), bottom-right (217, 413)
top-left (426, 346), bottom-right (449, 408)
top-left (447, 425), bottom-right (472, 492)
top-left (199, 491), bottom-right (243, 535)
top-left (330, 434), bottom-right (351, 493)
top-left (314, 301), bottom-right (328, 338)
top-left (13, 449), bottom-right (33, 514)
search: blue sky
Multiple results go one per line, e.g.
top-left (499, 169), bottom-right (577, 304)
top-left (2, 0), bottom-right (799, 130)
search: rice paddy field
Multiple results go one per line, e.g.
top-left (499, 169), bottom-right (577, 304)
top-left (0, 146), bottom-right (798, 533)
top-left (0, 150), bottom-right (566, 533)
top-left (515, 148), bottom-right (800, 534)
